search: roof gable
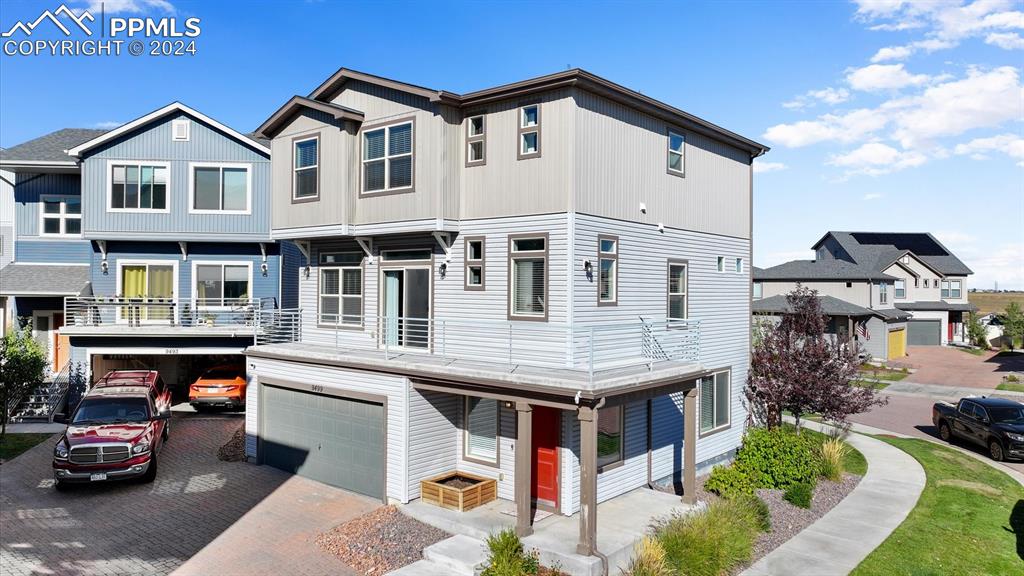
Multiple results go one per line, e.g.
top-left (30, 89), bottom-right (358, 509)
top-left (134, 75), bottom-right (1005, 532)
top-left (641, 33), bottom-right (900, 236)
top-left (813, 231), bottom-right (972, 276)
top-left (256, 96), bottom-right (365, 139)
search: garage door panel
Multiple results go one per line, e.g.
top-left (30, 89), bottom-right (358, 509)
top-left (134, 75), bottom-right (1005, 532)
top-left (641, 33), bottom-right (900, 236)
top-left (908, 320), bottom-right (941, 346)
top-left (262, 384), bottom-right (384, 500)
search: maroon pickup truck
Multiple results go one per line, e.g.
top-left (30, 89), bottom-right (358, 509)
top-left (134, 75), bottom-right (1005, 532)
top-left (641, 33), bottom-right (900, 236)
top-left (52, 371), bottom-right (171, 490)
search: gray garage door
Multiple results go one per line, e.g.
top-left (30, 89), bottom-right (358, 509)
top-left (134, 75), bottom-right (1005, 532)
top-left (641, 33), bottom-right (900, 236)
top-left (261, 384), bottom-right (384, 500)
top-left (907, 320), bottom-right (941, 346)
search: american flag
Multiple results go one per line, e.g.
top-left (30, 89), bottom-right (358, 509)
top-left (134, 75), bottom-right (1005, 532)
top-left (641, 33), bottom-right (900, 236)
top-left (857, 321), bottom-right (870, 340)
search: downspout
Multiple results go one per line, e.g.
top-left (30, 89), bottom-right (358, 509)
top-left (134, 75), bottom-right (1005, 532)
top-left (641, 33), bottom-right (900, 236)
top-left (590, 397), bottom-right (609, 576)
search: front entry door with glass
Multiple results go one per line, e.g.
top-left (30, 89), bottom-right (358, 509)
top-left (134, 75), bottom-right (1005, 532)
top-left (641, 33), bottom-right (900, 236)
top-left (382, 267), bottom-right (430, 349)
top-left (120, 263), bottom-right (175, 323)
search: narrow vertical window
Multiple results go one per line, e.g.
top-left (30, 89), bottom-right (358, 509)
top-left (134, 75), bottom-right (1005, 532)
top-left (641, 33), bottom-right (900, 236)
top-left (598, 235), bottom-right (618, 305)
top-left (517, 104), bottom-right (540, 160)
top-left (667, 130), bottom-right (685, 176)
top-left (879, 282), bottom-right (889, 305)
top-left (293, 136), bottom-right (319, 200)
top-left (735, 258), bottom-right (743, 273)
top-left (509, 235), bottom-right (547, 320)
top-left (464, 397), bottom-right (498, 464)
top-left (941, 280), bottom-right (950, 298)
top-left (667, 261), bottom-right (688, 320)
top-left (717, 256), bottom-right (725, 272)
top-left (895, 279), bottom-right (906, 299)
top-left (466, 114), bottom-right (486, 166)
top-left (596, 405), bottom-right (623, 469)
top-left (753, 282), bottom-right (763, 300)
top-left (464, 237), bottom-right (485, 290)
top-left (700, 370), bottom-right (731, 434)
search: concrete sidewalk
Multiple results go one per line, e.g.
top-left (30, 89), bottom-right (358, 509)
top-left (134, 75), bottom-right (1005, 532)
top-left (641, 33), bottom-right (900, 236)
top-left (882, 380), bottom-right (1024, 400)
top-left (741, 421), bottom-right (926, 576)
top-left (3, 422), bottom-right (64, 433)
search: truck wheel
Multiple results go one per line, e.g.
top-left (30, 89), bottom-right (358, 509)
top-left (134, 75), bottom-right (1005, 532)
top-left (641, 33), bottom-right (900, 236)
top-left (989, 440), bottom-right (1005, 462)
top-left (939, 422), bottom-right (952, 442)
top-left (141, 456), bottom-right (158, 483)
top-left (54, 479), bottom-right (70, 492)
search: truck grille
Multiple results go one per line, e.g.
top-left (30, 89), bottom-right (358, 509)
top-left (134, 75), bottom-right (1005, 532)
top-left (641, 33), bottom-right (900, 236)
top-left (69, 444), bottom-right (131, 464)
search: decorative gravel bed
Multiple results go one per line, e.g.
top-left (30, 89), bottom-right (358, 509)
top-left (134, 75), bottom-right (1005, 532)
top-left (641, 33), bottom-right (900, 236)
top-left (316, 505), bottom-right (449, 575)
top-left (217, 423), bottom-right (246, 462)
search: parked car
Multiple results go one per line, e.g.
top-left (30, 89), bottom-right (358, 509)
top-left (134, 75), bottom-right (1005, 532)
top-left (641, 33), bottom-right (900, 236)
top-left (189, 364), bottom-right (246, 411)
top-left (52, 375), bottom-right (171, 489)
top-left (932, 396), bottom-right (1024, 461)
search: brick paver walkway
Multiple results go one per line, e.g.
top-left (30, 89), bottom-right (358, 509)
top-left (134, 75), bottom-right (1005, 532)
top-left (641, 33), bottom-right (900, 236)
top-left (891, 346), bottom-right (1024, 388)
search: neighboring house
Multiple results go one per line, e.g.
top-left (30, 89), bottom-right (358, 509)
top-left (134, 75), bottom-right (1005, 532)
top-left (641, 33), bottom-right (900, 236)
top-left (0, 167), bottom-right (15, 335)
top-left (0, 103), bottom-right (299, 406)
top-left (242, 67), bottom-right (768, 555)
top-left (753, 231), bottom-right (974, 361)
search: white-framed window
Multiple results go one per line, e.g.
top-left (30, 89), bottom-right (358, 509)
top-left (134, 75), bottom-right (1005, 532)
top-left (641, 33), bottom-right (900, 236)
top-left (667, 130), bottom-right (685, 176)
top-left (668, 261), bottom-right (688, 320)
top-left (464, 396), bottom-right (498, 464)
top-left (597, 404), bottom-right (624, 469)
top-left (193, 262), bottom-right (252, 307)
top-left (171, 118), bottom-right (190, 141)
top-left (116, 260), bottom-right (178, 322)
top-left (753, 282), bottom-right (763, 300)
top-left (950, 280), bottom-right (961, 299)
top-left (717, 256), bottom-right (725, 273)
top-left (734, 258), bottom-right (743, 273)
top-left (465, 237), bottom-right (485, 290)
top-left (509, 235), bottom-right (547, 320)
top-left (319, 252), bottom-right (363, 326)
top-left (900, 255), bottom-right (910, 264)
top-left (189, 163), bottom-right (251, 213)
top-left (363, 121), bottom-right (413, 193)
top-left (895, 279), bottom-right (906, 299)
top-left (879, 282), bottom-right (889, 305)
top-left (467, 114), bottom-right (486, 165)
top-left (39, 195), bottom-right (81, 237)
top-left (108, 161), bottom-right (169, 212)
top-left (699, 370), bottom-right (731, 435)
top-left (598, 235), bottom-right (618, 305)
top-left (941, 280), bottom-right (950, 298)
top-left (923, 279), bottom-right (930, 288)
top-left (517, 104), bottom-right (540, 159)
top-left (293, 136), bottom-right (319, 200)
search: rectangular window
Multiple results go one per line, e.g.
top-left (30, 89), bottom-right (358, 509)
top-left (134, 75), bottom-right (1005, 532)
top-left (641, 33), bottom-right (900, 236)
top-left (950, 280), bottom-right (961, 299)
top-left (914, 277), bottom-right (919, 288)
top-left (667, 130), bottom-right (685, 176)
top-left (667, 261), bottom-right (688, 320)
top-left (191, 164), bottom-right (250, 212)
top-left (923, 279), bottom-right (930, 288)
top-left (110, 163), bottom-right (168, 211)
top-left (753, 282), bottom-right (763, 300)
top-left (509, 235), bottom-right (547, 320)
top-left (381, 249), bottom-right (432, 262)
top-left (118, 261), bottom-right (176, 322)
top-left (464, 397), bottom-right (498, 463)
top-left (466, 114), bottom-right (486, 166)
top-left (717, 256), bottom-right (725, 272)
top-left (941, 280), bottom-right (950, 298)
top-left (39, 195), bottom-right (82, 237)
top-left (895, 279), bottom-right (906, 299)
top-left (465, 237), bottom-right (485, 290)
top-left (363, 121), bottom-right (413, 193)
top-left (735, 258), bottom-right (743, 273)
top-left (597, 405), bottom-right (623, 469)
top-left (598, 235), bottom-right (618, 305)
top-left (194, 263), bottom-right (250, 307)
top-left (517, 104), bottom-right (540, 160)
top-left (700, 370), bottom-right (731, 434)
top-left (172, 118), bottom-right (190, 141)
top-left (879, 282), bottom-right (888, 305)
top-left (319, 253), bottom-right (363, 326)
top-left (293, 136), bottom-right (318, 200)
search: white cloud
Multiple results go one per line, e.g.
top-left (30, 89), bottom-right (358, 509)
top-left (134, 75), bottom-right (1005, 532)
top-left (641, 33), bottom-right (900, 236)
top-left (763, 108), bottom-right (888, 147)
top-left (954, 133), bottom-right (1024, 165)
top-left (753, 161), bottom-right (788, 173)
top-left (827, 142), bottom-right (928, 176)
top-left (783, 87), bottom-right (851, 110)
top-left (986, 31), bottom-right (1024, 49)
top-left (91, 121), bottom-right (122, 129)
top-left (83, 0), bottom-right (175, 14)
top-left (863, 192), bottom-right (884, 200)
top-left (846, 63), bottom-right (932, 91)
top-left (969, 242), bottom-right (1024, 291)
top-left (870, 45), bottom-right (914, 62)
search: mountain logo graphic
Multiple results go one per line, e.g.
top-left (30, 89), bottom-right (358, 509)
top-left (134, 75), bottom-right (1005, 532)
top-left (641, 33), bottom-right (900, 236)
top-left (1, 4), bottom-right (95, 38)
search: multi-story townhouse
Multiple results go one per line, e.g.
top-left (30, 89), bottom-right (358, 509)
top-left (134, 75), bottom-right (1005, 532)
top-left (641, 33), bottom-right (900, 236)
top-left (0, 167), bottom-right (15, 335)
top-left (753, 231), bottom-right (974, 362)
top-left (243, 68), bottom-right (767, 558)
top-left (0, 103), bottom-right (297, 418)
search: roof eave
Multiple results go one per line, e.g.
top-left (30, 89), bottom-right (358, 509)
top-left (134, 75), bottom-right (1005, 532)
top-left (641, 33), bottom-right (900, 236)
top-left (255, 96), bottom-right (366, 140)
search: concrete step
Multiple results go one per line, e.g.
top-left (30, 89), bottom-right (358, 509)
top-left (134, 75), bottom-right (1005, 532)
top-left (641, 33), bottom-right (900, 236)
top-left (421, 534), bottom-right (488, 576)
top-left (385, 559), bottom-right (459, 576)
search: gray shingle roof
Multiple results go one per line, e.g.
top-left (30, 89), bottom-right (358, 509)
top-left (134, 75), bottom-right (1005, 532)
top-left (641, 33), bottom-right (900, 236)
top-left (895, 301), bottom-right (978, 312)
top-left (874, 307), bottom-right (912, 321)
top-left (753, 260), bottom-right (896, 281)
top-left (0, 129), bottom-right (107, 163)
top-left (0, 264), bottom-right (91, 296)
top-left (820, 231), bottom-right (973, 276)
top-left (752, 294), bottom-right (879, 317)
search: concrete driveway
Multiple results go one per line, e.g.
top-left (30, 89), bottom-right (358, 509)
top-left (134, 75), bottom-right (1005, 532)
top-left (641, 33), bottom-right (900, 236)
top-left (893, 346), bottom-right (1024, 389)
top-left (0, 413), bottom-right (376, 576)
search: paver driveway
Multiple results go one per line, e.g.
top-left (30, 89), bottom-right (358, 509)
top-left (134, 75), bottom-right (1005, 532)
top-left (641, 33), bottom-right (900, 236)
top-left (892, 346), bottom-right (1024, 388)
top-left (0, 413), bottom-right (374, 576)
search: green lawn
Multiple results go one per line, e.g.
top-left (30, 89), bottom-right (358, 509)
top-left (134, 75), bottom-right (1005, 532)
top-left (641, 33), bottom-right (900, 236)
top-left (858, 370), bottom-right (908, 382)
top-left (997, 381), bottom-right (1024, 392)
top-left (0, 433), bottom-right (53, 461)
top-left (956, 346), bottom-right (987, 356)
top-left (852, 380), bottom-right (890, 390)
top-left (852, 438), bottom-right (1024, 576)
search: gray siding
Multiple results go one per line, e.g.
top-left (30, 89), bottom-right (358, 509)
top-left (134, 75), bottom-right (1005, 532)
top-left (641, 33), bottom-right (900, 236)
top-left (760, 280), bottom-right (874, 308)
top-left (862, 316), bottom-right (888, 361)
top-left (0, 225), bottom-right (14, 269)
top-left (407, 389), bottom-right (459, 500)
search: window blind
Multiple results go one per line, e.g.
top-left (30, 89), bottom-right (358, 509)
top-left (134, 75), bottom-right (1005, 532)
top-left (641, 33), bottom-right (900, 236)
top-left (466, 397), bottom-right (498, 461)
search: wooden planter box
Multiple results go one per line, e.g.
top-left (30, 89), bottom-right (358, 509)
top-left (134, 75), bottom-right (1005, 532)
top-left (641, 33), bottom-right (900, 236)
top-left (421, 471), bottom-right (497, 512)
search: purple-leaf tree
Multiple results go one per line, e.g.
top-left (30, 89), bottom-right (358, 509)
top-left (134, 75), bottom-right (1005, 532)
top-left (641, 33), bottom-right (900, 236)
top-left (745, 284), bottom-right (886, 432)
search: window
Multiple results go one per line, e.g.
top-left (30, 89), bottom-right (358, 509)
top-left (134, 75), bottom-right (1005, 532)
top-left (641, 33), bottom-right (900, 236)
top-left (381, 249), bottom-right (432, 261)
top-left (914, 277), bottom-right (919, 288)
top-left (172, 118), bottom-right (190, 141)
top-left (190, 164), bottom-right (250, 213)
top-left (734, 258), bottom-right (743, 273)
top-left (900, 255), bottom-right (910, 264)
top-left (464, 397), bottom-right (498, 463)
top-left (466, 114), bottom-right (486, 166)
top-left (598, 236), bottom-right (618, 305)
top-left (923, 279), bottom-right (930, 288)
top-left (293, 136), bottom-right (318, 200)
top-left (700, 371), bottom-right (730, 434)
top-left (509, 235), bottom-right (547, 320)
top-left (950, 280), bottom-right (961, 299)
top-left (879, 282), bottom-right (888, 305)
top-left (753, 282), bottom-right (762, 300)
top-left (667, 130), bottom-right (685, 176)
top-left (597, 405), bottom-right (623, 469)
top-left (110, 163), bottom-right (168, 211)
top-left (517, 104), bottom-right (540, 159)
top-left (667, 261), bottom-right (688, 320)
top-left (319, 253), bottom-right (363, 326)
top-left (39, 195), bottom-right (81, 236)
top-left (717, 256), bottom-right (725, 272)
top-left (194, 263), bottom-right (250, 307)
top-left (895, 279), bottom-right (906, 299)
top-left (846, 281), bottom-right (853, 288)
top-left (118, 261), bottom-right (176, 322)
top-left (465, 237), bottom-right (485, 290)
top-left (941, 280), bottom-right (950, 298)
top-left (363, 121), bottom-right (413, 193)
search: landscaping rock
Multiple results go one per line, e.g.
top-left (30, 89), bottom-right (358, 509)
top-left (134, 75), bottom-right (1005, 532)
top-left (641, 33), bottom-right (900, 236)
top-left (316, 505), bottom-right (449, 575)
top-left (216, 423), bottom-right (246, 462)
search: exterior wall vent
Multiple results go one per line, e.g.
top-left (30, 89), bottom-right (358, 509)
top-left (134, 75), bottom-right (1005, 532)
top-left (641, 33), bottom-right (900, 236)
top-left (172, 119), bottom-right (190, 142)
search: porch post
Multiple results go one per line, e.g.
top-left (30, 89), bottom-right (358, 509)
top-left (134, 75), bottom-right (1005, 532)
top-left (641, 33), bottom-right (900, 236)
top-left (514, 402), bottom-right (534, 537)
top-left (682, 387), bottom-right (697, 505)
top-left (576, 405), bottom-right (598, 556)
top-left (848, 316), bottom-right (855, 345)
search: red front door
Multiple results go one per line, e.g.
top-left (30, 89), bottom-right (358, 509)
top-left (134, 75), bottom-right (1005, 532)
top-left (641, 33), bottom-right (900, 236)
top-left (531, 406), bottom-right (560, 509)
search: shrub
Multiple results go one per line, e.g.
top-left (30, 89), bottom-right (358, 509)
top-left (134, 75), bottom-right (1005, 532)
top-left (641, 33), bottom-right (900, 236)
top-left (621, 537), bottom-right (674, 576)
top-left (482, 529), bottom-right (539, 576)
top-left (737, 494), bottom-right (772, 533)
top-left (734, 427), bottom-right (820, 489)
top-left (656, 497), bottom-right (763, 576)
top-left (818, 437), bottom-right (849, 482)
top-left (783, 481), bottom-right (814, 509)
top-left (704, 464), bottom-right (755, 499)
top-left (1006, 374), bottom-right (1020, 383)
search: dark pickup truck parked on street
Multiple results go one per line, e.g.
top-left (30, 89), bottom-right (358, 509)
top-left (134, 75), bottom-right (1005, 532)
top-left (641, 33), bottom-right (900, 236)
top-left (933, 396), bottom-right (1024, 462)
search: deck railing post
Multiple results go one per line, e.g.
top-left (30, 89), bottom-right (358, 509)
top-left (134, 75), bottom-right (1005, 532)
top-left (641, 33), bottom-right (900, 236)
top-left (588, 327), bottom-right (595, 383)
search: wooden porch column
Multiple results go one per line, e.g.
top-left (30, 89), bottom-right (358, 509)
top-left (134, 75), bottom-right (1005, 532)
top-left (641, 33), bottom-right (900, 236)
top-left (848, 316), bottom-right (855, 345)
top-left (576, 405), bottom-right (598, 556)
top-left (682, 388), bottom-right (697, 505)
top-left (514, 402), bottom-right (534, 537)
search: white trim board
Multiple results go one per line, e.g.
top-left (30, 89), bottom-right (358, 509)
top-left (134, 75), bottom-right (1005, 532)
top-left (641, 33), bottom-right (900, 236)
top-left (187, 161), bottom-right (253, 215)
top-left (105, 159), bottom-right (172, 214)
top-left (189, 260), bottom-right (254, 304)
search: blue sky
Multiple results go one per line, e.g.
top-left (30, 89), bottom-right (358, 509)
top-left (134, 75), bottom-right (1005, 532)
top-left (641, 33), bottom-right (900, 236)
top-left (1, 0), bottom-right (1021, 288)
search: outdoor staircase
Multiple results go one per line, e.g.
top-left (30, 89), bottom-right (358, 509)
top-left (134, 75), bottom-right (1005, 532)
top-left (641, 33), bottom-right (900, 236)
top-left (387, 535), bottom-right (487, 576)
top-left (8, 362), bottom-right (73, 423)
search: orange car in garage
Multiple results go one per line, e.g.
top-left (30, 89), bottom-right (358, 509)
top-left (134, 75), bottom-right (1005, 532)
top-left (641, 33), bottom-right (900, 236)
top-left (189, 365), bottom-right (246, 411)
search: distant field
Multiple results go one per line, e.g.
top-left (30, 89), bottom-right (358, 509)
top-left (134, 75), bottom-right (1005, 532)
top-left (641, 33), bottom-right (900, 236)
top-left (968, 292), bottom-right (1024, 315)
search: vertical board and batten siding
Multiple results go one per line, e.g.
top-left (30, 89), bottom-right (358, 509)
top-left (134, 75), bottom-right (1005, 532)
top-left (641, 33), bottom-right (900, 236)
top-left (455, 402), bottom-right (517, 501)
top-left (406, 389), bottom-right (459, 500)
top-left (279, 240), bottom-right (304, 309)
top-left (270, 111), bottom-right (350, 231)
top-left (13, 173), bottom-right (82, 237)
top-left (81, 112), bottom-right (271, 239)
top-left (244, 356), bottom-right (408, 502)
top-left (0, 225), bottom-right (12, 269)
top-left (862, 316), bottom-right (888, 361)
top-left (15, 240), bottom-right (91, 263)
top-left (572, 89), bottom-right (752, 240)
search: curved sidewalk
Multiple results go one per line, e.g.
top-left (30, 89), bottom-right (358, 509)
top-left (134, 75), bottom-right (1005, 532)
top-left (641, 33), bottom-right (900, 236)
top-left (742, 422), bottom-right (925, 576)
